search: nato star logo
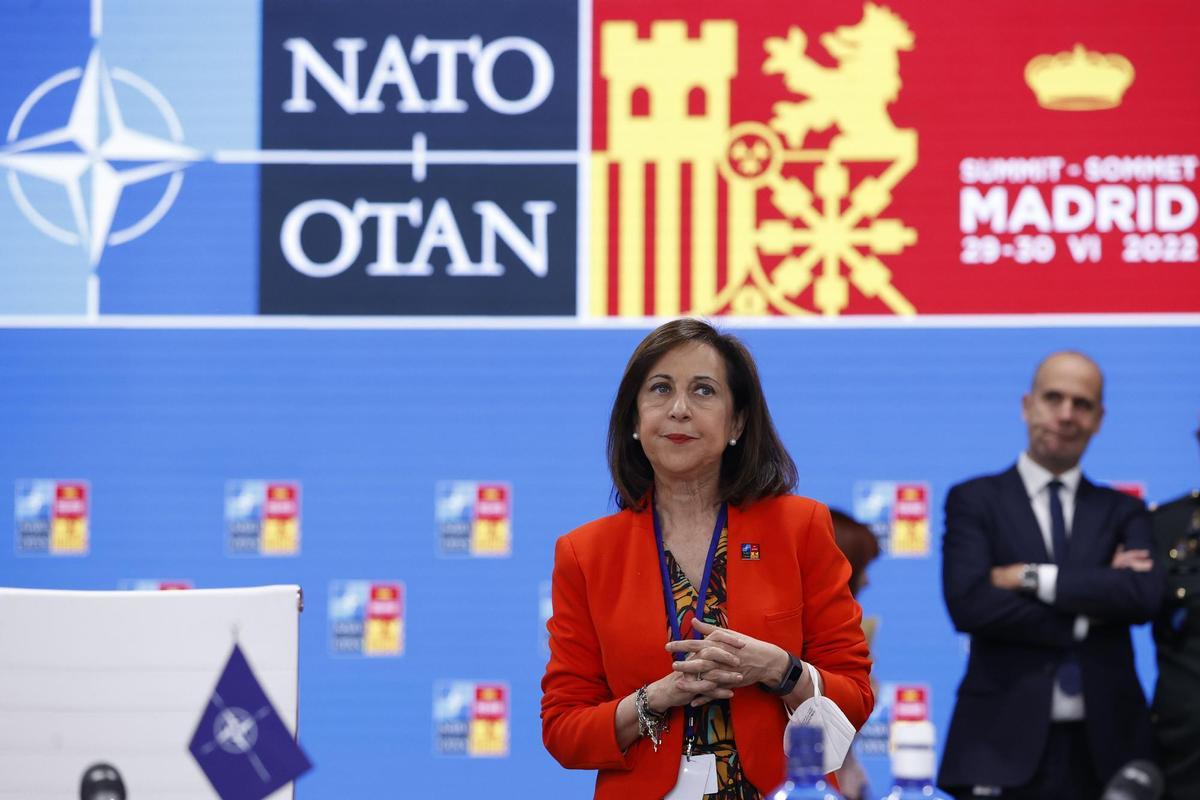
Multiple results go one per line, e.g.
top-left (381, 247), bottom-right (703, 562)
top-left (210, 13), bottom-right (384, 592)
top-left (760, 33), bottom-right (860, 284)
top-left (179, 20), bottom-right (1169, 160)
top-left (189, 644), bottom-right (312, 800)
top-left (1, 46), bottom-right (200, 270)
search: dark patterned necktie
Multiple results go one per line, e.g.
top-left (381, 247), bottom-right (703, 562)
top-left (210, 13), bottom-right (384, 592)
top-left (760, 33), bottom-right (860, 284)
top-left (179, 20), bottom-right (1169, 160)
top-left (1048, 478), bottom-right (1082, 696)
top-left (1048, 479), bottom-right (1069, 564)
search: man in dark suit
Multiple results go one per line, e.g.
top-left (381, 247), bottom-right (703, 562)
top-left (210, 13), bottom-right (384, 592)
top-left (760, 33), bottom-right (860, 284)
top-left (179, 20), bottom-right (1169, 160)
top-left (1149, 422), bottom-right (1200, 800)
top-left (938, 351), bottom-right (1163, 800)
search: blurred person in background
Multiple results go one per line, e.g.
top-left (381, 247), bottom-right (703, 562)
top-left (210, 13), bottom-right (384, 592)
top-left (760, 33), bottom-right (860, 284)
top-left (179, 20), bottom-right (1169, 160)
top-left (540, 318), bottom-right (873, 799)
top-left (829, 508), bottom-right (881, 800)
top-left (938, 351), bottom-right (1163, 800)
top-left (1150, 420), bottom-right (1200, 800)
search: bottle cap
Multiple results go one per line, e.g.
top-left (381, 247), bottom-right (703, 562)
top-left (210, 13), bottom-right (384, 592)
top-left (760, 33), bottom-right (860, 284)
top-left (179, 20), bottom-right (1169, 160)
top-left (890, 721), bottom-right (936, 780)
top-left (890, 720), bottom-right (934, 747)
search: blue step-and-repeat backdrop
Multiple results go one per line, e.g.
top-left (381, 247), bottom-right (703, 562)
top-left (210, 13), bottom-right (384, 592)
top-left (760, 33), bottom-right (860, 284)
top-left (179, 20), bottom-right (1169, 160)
top-left (1, 0), bottom-right (1198, 797)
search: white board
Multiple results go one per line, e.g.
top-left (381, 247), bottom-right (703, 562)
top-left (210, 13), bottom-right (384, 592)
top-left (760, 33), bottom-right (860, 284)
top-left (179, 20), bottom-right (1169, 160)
top-left (0, 585), bottom-right (302, 799)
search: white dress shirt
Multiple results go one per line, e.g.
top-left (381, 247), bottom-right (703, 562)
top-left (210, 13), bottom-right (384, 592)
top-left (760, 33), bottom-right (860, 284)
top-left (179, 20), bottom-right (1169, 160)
top-left (1016, 452), bottom-right (1088, 721)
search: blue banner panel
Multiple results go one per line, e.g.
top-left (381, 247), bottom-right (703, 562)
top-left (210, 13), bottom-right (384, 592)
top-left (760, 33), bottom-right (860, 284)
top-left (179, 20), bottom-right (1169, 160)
top-left (258, 164), bottom-right (576, 314)
top-left (0, 0), bottom-right (261, 316)
top-left (257, 0), bottom-right (579, 315)
top-left (260, 0), bottom-right (577, 151)
top-left (2, 326), bottom-right (1197, 797)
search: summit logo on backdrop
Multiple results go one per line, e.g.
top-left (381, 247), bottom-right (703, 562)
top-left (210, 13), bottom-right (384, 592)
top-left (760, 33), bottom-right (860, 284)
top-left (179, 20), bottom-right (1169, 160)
top-left (852, 480), bottom-right (930, 557)
top-left (329, 580), bottom-right (406, 657)
top-left (435, 481), bottom-right (512, 557)
top-left (433, 680), bottom-right (510, 757)
top-left (15, 479), bottom-right (89, 555)
top-left (225, 480), bottom-right (302, 556)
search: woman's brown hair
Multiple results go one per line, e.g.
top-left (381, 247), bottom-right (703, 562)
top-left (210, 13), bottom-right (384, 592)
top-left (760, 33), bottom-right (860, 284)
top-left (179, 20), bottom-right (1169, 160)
top-left (607, 318), bottom-right (797, 510)
top-left (829, 509), bottom-right (880, 596)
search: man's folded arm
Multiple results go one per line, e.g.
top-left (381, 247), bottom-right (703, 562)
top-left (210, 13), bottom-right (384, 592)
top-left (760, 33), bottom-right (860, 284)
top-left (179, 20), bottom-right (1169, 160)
top-left (942, 485), bottom-right (1075, 647)
top-left (1053, 505), bottom-right (1163, 623)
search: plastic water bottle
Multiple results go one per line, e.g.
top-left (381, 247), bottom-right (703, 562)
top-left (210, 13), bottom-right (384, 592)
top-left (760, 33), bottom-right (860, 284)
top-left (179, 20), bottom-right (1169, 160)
top-left (881, 721), bottom-right (948, 800)
top-left (770, 724), bottom-right (844, 800)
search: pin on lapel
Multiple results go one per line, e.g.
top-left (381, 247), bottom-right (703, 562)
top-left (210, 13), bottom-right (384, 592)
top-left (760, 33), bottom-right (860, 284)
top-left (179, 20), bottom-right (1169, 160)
top-left (741, 543), bottom-right (760, 560)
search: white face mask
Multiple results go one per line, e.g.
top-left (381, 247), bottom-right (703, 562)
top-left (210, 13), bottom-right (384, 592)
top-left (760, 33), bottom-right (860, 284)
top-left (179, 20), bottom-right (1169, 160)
top-left (782, 662), bottom-right (858, 773)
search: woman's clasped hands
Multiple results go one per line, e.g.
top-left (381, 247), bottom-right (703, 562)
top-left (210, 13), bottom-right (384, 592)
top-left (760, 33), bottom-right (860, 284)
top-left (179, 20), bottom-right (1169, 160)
top-left (661, 619), bottom-right (791, 708)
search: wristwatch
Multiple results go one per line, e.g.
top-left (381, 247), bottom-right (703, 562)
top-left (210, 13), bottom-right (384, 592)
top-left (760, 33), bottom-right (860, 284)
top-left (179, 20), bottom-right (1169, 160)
top-left (1020, 563), bottom-right (1039, 593)
top-left (762, 652), bottom-right (805, 696)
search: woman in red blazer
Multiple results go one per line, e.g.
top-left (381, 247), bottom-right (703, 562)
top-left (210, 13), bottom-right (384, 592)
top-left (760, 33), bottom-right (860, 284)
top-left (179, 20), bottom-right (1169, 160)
top-left (541, 319), bottom-right (873, 799)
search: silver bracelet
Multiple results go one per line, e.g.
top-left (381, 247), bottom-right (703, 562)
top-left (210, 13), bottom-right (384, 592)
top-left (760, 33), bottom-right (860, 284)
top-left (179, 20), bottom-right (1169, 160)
top-left (634, 685), bottom-right (668, 751)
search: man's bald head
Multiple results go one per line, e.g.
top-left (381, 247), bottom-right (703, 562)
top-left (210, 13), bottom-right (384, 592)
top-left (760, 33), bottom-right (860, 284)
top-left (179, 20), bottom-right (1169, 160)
top-left (1030, 351), bottom-right (1105, 402)
top-left (1022, 351), bottom-right (1106, 474)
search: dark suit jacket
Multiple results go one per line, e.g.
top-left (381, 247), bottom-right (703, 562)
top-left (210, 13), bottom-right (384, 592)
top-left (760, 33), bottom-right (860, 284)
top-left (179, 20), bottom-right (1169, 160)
top-left (938, 465), bottom-right (1163, 790)
top-left (1150, 492), bottom-right (1200, 800)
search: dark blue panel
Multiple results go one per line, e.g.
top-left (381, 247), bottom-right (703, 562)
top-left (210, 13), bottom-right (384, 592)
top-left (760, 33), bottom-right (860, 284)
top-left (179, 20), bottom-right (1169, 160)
top-left (261, 0), bottom-right (578, 150)
top-left (258, 164), bottom-right (576, 314)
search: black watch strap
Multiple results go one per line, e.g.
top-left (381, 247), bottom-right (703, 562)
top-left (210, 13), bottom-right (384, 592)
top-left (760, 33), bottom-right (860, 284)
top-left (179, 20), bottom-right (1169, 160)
top-left (762, 653), bottom-right (804, 696)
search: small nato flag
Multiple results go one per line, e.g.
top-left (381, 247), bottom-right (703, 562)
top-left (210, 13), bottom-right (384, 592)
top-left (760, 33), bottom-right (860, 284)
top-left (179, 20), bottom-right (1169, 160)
top-left (189, 644), bottom-right (312, 800)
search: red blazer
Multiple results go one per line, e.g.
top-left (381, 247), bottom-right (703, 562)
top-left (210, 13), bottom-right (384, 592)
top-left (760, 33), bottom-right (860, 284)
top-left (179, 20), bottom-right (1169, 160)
top-left (541, 495), bottom-right (873, 799)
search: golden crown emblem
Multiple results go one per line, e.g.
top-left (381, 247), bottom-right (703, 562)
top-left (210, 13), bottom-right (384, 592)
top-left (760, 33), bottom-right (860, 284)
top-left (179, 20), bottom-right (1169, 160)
top-left (1025, 44), bottom-right (1134, 111)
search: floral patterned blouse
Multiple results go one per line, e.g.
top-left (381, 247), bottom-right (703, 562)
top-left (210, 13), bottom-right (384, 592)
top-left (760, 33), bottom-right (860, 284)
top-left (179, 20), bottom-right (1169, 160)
top-left (665, 525), bottom-right (762, 799)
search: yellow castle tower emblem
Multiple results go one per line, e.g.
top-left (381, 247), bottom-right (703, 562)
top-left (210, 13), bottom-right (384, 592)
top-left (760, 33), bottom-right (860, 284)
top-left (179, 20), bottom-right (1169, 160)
top-left (591, 2), bottom-right (919, 317)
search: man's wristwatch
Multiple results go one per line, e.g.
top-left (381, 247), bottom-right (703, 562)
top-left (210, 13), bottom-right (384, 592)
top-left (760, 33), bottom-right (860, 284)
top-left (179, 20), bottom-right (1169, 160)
top-left (762, 652), bottom-right (805, 696)
top-left (1019, 563), bottom-right (1039, 594)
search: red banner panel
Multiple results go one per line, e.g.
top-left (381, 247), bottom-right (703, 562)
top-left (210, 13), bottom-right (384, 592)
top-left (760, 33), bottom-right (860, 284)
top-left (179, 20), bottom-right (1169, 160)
top-left (589, 0), bottom-right (1200, 317)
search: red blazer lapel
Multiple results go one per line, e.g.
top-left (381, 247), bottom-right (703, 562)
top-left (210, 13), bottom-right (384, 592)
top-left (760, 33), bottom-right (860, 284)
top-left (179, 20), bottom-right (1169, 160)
top-left (725, 502), bottom-right (782, 645)
top-left (607, 508), bottom-right (674, 691)
top-left (726, 503), bottom-right (747, 635)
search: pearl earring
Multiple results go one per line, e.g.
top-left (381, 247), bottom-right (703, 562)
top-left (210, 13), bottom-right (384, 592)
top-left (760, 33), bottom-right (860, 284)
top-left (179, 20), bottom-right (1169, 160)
top-left (632, 432), bottom-right (639, 440)
top-left (729, 438), bottom-right (737, 446)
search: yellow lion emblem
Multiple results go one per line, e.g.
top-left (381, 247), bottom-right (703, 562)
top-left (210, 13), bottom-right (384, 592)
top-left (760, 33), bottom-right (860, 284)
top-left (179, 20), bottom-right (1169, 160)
top-left (765, 2), bottom-right (914, 158)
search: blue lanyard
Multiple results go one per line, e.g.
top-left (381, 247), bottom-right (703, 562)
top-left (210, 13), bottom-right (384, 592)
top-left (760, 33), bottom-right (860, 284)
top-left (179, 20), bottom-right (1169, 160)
top-left (652, 499), bottom-right (727, 755)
